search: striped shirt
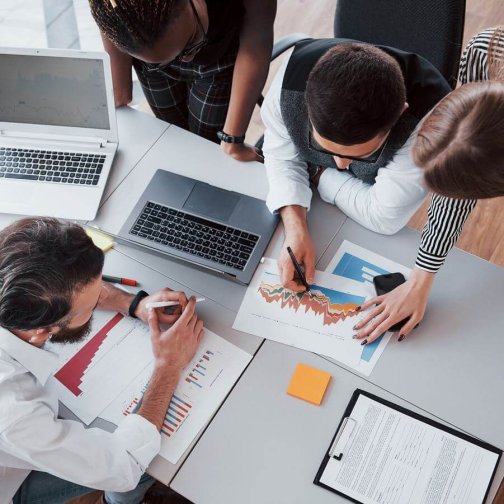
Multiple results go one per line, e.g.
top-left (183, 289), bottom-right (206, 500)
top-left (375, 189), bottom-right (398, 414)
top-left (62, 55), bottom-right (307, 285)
top-left (415, 27), bottom-right (504, 272)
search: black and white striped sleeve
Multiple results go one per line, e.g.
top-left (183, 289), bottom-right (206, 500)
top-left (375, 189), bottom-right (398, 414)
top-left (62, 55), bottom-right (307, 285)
top-left (457, 28), bottom-right (493, 84)
top-left (413, 28), bottom-right (495, 272)
top-left (415, 195), bottom-right (477, 272)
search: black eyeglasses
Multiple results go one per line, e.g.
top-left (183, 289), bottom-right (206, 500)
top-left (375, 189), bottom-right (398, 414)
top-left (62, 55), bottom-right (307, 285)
top-left (146, 0), bottom-right (208, 71)
top-left (307, 128), bottom-right (389, 164)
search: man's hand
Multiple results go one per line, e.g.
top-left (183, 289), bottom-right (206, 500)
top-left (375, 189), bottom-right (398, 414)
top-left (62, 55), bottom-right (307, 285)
top-left (148, 297), bottom-right (204, 372)
top-left (135, 289), bottom-right (188, 325)
top-left (221, 142), bottom-right (264, 162)
top-left (278, 205), bottom-right (315, 292)
top-left (353, 268), bottom-right (435, 343)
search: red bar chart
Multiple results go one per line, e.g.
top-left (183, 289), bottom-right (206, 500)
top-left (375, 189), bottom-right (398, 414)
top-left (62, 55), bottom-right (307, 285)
top-left (54, 313), bottom-right (124, 396)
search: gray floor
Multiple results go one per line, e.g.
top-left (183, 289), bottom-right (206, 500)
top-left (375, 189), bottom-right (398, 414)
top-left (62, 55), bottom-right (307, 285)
top-left (0, 0), bottom-right (102, 50)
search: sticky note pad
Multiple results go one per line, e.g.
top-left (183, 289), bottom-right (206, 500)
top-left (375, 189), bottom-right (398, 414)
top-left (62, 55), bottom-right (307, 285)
top-left (287, 363), bottom-right (331, 405)
top-left (86, 228), bottom-right (115, 253)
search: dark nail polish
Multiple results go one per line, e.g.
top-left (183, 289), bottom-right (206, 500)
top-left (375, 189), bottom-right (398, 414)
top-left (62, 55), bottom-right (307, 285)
top-left (398, 335), bottom-right (405, 342)
top-left (356, 306), bottom-right (361, 312)
top-left (360, 339), bottom-right (368, 346)
top-left (352, 334), bottom-right (358, 339)
top-left (353, 324), bottom-right (359, 330)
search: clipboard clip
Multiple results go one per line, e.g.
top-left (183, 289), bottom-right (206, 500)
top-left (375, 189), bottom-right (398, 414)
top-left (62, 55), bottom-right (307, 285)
top-left (329, 417), bottom-right (356, 461)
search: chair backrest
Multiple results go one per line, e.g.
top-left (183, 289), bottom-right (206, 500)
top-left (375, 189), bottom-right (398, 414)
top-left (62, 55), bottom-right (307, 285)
top-left (333, 0), bottom-right (466, 88)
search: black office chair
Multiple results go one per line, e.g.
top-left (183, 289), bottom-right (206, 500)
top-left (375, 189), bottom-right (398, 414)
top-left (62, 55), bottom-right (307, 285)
top-left (255, 0), bottom-right (466, 149)
top-left (333, 0), bottom-right (466, 88)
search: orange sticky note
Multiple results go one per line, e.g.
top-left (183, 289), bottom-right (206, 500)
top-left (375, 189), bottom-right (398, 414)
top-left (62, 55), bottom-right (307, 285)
top-left (287, 363), bottom-right (331, 405)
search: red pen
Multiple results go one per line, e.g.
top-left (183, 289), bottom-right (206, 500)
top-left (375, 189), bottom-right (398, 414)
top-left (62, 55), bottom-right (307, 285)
top-left (102, 274), bottom-right (138, 286)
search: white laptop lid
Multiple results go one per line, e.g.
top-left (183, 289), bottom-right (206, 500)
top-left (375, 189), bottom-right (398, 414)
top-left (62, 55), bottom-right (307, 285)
top-left (0, 47), bottom-right (118, 143)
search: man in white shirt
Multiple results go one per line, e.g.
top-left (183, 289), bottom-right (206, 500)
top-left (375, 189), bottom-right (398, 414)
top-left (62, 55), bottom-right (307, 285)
top-left (261, 39), bottom-right (450, 291)
top-left (0, 217), bottom-right (204, 504)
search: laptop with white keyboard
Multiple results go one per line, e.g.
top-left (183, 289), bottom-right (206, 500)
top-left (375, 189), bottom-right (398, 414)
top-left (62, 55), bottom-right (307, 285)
top-left (0, 47), bottom-right (118, 220)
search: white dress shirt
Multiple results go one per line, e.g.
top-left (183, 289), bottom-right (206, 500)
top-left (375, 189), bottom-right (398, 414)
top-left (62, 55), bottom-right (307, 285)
top-left (0, 326), bottom-right (161, 504)
top-left (262, 55), bottom-right (428, 235)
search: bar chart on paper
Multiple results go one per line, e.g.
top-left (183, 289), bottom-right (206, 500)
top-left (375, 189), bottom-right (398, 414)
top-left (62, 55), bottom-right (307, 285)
top-left (326, 241), bottom-right (410, 375)
top-left (101, 329), bottom-right (251, 464)
top-left (46, 310), bottom-right (154, 425)
top-left (157, 335), bottom-right (251, 464)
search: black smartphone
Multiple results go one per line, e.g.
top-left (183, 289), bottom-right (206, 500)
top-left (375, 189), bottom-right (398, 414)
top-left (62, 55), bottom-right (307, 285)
top-left (373, 273), bottom-right (408, 332)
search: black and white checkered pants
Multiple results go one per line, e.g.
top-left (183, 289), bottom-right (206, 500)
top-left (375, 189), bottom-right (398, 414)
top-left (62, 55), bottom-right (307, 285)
top-left (133, 53), bottom-right (236, 144)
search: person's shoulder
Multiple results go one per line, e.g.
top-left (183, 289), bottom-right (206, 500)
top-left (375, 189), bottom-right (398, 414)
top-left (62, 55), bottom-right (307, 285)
top-left (466, 27), bottom-right (501, 53)
top-left (0, 350), bottom-right (49, 430)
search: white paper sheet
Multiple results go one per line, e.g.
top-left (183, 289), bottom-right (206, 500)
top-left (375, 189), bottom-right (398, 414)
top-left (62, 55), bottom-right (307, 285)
top-left (320, 394), bottom-right (499, 504)
top-left (233, 258), bottom-right (369, 368)
top-left (45, 311), bottom-right (154, 425)
top-left (325, 241), bottom-right (411, 375)
top-left (101, 329), bottom-right (252, 464)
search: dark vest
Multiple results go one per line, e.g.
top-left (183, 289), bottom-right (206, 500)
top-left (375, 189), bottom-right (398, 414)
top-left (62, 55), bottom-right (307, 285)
top-left (280, 38), bottom-right (451, 184)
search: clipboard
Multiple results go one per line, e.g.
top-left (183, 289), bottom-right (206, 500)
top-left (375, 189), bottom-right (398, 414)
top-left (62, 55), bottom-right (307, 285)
top-left (314, 389), bottom-right (502, 504)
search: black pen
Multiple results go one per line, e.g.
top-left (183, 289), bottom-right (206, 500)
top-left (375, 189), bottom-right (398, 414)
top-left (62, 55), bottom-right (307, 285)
top-left (286, 246), bottom-right (311, 292)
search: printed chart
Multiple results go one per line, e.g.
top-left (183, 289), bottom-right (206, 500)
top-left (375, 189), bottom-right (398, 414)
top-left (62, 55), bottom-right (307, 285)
top-left (326, 241), bottom-right (410, 375)
top-left (233, 258), bottom-right (368, 367)
top-left (101, 329), bottom-right (251, 464)
top-left (46, 310), bottom-right (153, 425)
top-left (258, 276), bottom-right (362, 326)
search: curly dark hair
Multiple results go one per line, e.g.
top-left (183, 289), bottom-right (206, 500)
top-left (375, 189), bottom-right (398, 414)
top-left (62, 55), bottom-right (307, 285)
top-left (0, 218), bottom-right (104, 330)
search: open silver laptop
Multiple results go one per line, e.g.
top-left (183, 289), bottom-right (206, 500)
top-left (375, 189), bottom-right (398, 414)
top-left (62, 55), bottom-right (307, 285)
top-left (118, 170), bottom-right (279, 284)
top-left (0, 47), bottom-right (118, 220)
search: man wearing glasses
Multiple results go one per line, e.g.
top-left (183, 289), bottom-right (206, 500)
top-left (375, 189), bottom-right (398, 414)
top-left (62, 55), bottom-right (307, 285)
top-left (261, 40), bottom-right (451, 290)
top-left (90, 0), bottom-right (276, 162)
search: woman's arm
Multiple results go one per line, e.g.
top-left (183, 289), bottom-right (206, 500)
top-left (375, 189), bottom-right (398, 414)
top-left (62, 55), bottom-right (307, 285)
top-left (220, 0), bottom-right (277, 161)
top-left (101, 33), bottom-right (134, 108)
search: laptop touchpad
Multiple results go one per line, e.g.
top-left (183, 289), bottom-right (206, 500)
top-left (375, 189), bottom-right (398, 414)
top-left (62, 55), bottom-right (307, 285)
top-left (182, 182), bottom-right (240, 223)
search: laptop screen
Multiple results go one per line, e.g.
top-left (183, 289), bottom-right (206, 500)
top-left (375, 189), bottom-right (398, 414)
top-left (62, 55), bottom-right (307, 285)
top-left (0, 54), bottom-right (110, 130)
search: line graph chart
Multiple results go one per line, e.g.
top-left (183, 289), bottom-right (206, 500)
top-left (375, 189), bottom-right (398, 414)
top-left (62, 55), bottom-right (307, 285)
top-left (234, 258), bottom-right (368, 367)
top-left (258, 276), bottom-right (361, 326)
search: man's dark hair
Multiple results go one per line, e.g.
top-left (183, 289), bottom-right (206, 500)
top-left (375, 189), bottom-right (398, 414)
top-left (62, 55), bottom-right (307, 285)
top-left (0, 218), bottom-right (104, 331)
top-left (89, 0), bottom-right (186, 53)
top-left (306, 43), bottom-right (407, 145)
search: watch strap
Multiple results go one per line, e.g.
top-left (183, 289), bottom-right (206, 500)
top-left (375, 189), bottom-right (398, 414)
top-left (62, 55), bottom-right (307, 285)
top-left (217, 131), bottom-right (245, 144)
top-left (128, 290), bottom-right (149, 318)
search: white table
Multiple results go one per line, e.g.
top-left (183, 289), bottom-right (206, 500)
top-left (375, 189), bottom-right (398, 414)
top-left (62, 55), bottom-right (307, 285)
top-left (91, 109), bottom-right (504, 502)
top-left (3, 107), bottom-right (502, 501)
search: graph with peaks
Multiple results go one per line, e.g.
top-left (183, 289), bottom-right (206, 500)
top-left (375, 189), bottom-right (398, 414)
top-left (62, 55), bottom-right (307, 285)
top-left (46, 311), bottom-right (154, 425)
top-left (234, 258), bottom-right (368, 368)
top-left (258, 276), bottom-right (361, 326)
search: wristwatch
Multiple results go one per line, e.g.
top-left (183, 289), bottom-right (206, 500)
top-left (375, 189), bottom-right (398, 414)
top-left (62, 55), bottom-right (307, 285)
top-left (128, 290), bottom-right (149, 318)
top-left (217, 131), bottom-right (245, 144)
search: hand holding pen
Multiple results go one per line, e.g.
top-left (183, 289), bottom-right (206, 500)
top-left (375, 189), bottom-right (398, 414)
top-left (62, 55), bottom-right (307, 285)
top-left (286, 246), bottom-right (312, 293)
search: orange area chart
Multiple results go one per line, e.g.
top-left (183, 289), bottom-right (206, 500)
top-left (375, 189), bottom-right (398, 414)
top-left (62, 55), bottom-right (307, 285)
top-left (258, 282), bottom-right (362, 326)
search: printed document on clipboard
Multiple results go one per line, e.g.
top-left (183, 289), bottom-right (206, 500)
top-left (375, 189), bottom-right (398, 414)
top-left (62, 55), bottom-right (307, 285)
top-left (314, 390), bottom-right (501, 504)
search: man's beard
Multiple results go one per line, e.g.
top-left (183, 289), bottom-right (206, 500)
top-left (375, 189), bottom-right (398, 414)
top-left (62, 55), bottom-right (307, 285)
top-left (50, 316), bottom-right (93, 345)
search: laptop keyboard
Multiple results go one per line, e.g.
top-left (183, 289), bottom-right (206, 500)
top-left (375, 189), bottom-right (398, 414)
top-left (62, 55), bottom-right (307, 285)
top-left (0, 147), bottom-right (105, 186)
top-left (130, 202), bottom-right (260, 271)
